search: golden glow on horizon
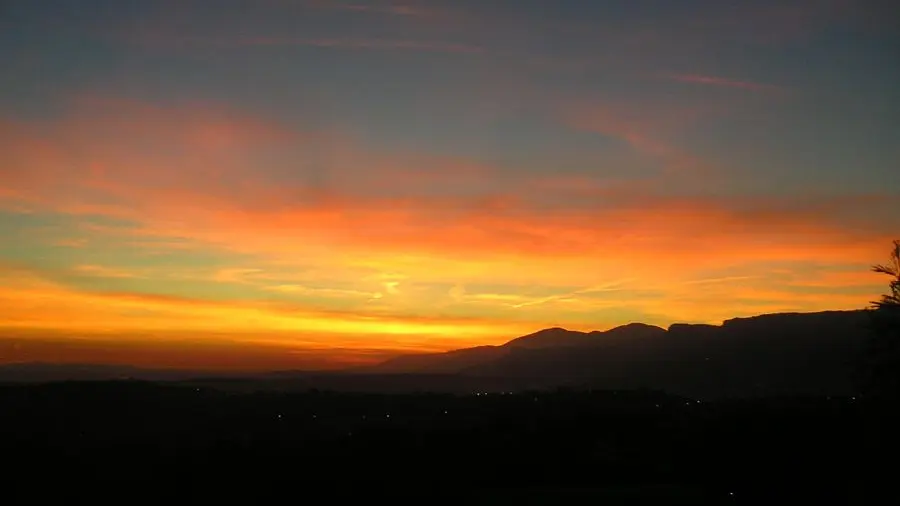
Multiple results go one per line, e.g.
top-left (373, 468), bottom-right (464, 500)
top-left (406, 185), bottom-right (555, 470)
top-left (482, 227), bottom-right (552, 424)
top-left (0, 269), bottom-right (534, 352)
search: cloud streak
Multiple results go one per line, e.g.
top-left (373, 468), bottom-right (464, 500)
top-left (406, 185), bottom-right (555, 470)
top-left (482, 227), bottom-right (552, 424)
top-left (663, 73), bottom-right (783, 92)
top-left (73, 264), bottom-right (143, 279)
top-left (563, 101), bottom-right (721, 177)
top-left (233, 36), bottom-right (483, 54)
top-left (304, 0), bottom-right (436, 18)
top-left (130, 33), bottom-right (483, 54)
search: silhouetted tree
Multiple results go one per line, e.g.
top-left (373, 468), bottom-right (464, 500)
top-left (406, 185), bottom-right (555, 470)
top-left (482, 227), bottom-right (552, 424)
top-left (872, 240), bottom-right (900, 309)
top-left (862, 240), bottom-right (900, 398)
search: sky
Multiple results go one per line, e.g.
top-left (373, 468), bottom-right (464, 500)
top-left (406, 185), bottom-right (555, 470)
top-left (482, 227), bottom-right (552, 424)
top-left (1, 0), bottom-right (898, 370)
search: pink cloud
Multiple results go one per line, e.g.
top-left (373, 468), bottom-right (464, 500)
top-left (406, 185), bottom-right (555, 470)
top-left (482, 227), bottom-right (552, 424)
top-left (128, 31), bottom-right (482, 55)
top-left (236, 36), bottom-right (483, 54)
top-left (2, 97), bottom-right (896, 278)
top-left (663, 73), bottom-right (783, 93)
top-left (306, 1), bottom-right (433, 18)
top-left (563, 102), bottom-right (721, 177)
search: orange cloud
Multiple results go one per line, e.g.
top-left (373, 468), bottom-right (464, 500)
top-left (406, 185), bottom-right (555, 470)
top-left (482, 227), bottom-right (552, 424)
top-left (1, 97), bottom-right (894, 355)
top-left (73, 265), bottom-right (143, 279)
top-left (3, 98), bottom-right (894, 274)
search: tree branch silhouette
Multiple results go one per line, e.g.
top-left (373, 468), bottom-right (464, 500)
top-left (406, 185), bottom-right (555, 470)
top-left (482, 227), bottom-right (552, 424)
top-left (861, 239), bottom-right (900, 398)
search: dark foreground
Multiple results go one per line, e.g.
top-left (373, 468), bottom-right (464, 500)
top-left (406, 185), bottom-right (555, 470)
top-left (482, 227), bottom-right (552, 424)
top-left (1, 382), bottom-right (895, 504)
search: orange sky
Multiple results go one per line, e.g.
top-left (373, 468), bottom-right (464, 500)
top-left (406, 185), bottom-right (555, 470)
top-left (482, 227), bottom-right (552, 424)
top-left (1, 0), bottom-right (898, 370)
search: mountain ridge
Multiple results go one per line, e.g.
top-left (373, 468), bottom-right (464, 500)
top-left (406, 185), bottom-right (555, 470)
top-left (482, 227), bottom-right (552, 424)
top-left (365, 310), bottom-right (872, 398)
top-left (0, 310), bottom-right (875, 398)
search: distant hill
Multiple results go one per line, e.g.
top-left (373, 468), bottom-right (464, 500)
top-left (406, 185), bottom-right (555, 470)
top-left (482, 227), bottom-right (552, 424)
top-left (503, 323), bottom-right (668, 350)
top-left (0, 363), bottom-right (231, 383)
top-left (0, 310), bottom-right (875, 398)
top-left (365, 310), bottom-right (873, 398)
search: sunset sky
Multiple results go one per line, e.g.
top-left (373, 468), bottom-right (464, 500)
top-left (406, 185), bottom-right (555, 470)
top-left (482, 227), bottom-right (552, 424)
top-left (1, 0), bottom-right (898, 370)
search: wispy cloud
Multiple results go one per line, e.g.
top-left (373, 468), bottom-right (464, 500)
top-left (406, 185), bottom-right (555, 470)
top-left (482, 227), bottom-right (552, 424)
top-left (563, 101), bottom-right (720, 177)
top-left (73, 264), bottom-right (142, 279)
top-left (212, 268), bottom-right (265, 284)
top-left (306, 0), bottom-right (432, 18)
top-left (682, 276), bottom-right (756, 285)
top-left (132, 33), bottom-right (483, 55)
top-left (663, 73), bottom-right (783, 92)
top-left (54, 238), bottom-right (88, 248)
top-left (264, 283), bottom-right (380, 300)
top-left (509, 281), bottom-right (634, 309)
top-left (237, 36), bottom-right (483, 54)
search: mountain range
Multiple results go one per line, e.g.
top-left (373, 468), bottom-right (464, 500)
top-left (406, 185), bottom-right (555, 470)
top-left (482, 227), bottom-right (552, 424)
top-left (0, 310), bottom-right (876, 398)
top-left (362, 310), bottom-right (874, 398)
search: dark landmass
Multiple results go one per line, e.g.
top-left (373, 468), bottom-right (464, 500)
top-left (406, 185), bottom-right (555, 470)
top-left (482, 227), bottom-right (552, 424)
top-left (0, 362), bottom-right (220, 383)
top-left (1, 310), bottom-right (894, 502)
top-left (357, 310), bottom-right (873, 398)
top-left (0, 310), bottom-right (874, 399)
top-left (1, 382), bottom-right (894, 503)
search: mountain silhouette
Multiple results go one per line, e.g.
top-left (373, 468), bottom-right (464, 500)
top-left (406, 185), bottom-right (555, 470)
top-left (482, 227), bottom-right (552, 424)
top-left (366, 310), bottom-right (872, 398)
top-left (0, 310), bottom-right (875, 399)
top-left (368, 321), bottom-right (669, 373)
